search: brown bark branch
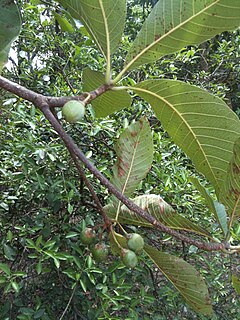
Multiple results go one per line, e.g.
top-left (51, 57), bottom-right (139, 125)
top-left (0, 75), bottom-right (227, 252)
top-left (0, 75), bottom-right (112, 107)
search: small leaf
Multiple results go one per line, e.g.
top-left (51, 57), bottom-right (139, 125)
top-left (53, 12), bottom-right (74, 33)
top-left (144, 244), bottom-right (213, 315)
top-left (80, 278), bottom-right (87, 292)
top-left (36, 261), bottom-right (42, 275)
top-left (190, 176), bottom-right (228, 236)
top-left (73, 256), bottom-right (82, 269)
top-left (11, 281), bottom-right (19, 293)
top-left (82, 67), bottom-right (131, 117)
top-left (66, 231), bottom-right (79, 238)
top-left (0, 275), bottom-right (6, 284)
top-left (53, 258), bottom-right (60, 269)
top-left (0, 263), bottom-right (11, 276)
top-left (110, 117), bottom-right (153, 207)
top-left (3, 243), bottom-right (17, 261)
top-left (33, 308), bottom-right (45, 319)
top-left (232, 274), bottom-right (240, 294)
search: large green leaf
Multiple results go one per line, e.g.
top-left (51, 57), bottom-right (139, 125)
top-left (105, 194), bottom-right (212, 237)
top-left (125, 0), bottom-right (240, 70)
top-left (144, 244), bottom-right (213, 315)
top-left (220, 137), bottom-right (240, 222)
top-left (59, 0), bottom-right (126, 58)
top-left (190, 177), bottom-right (228, 236)
top-left (0, 0), bottom-right (21, 72)
top-left (110, 118), bottom-right (153, 207)
top-left (133, 80), bottom-right (240, 198)
top-left (82, 67), bottom-right (131, 117)
top-left (110, 232), bottom-right (212, 314)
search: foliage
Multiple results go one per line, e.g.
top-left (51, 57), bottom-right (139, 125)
top-left (0, 0), bottom-right (240, 319)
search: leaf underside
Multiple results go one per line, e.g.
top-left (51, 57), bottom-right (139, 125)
top-left (105, 194), bottom-right (211, 237)
top-left (59, 0), bottom-right (126, 58)
top-left (126, 0), bottom-right (240, 69)
top-left (133, 80), bottom-right (240, 201)
top-left (190, 177), bottom-right (228, 236)
top-left (110, 117), bottom-right (154, 204)
top-left (0, 0), bottom-right (21, 72)
top-left (220, 137), bottom-right (240, 219)
top-left (144, 244), bottom-right (213, 315)
top-left (82, 67), bottom-right (131, 117)
top-left (110, 232), bottom-right (213, 315)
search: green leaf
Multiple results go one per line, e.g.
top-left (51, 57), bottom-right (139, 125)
top-left (53, 12), bottom-right (74, 33)
top-left (190, 177), bottom-right (228, 236)
top-left (82, 67), bottom-right (131, 117)
top-left (125, 0), bottom-right (240, 70)
top-left (0, 0), bottom-right (21, 72)
top-left (11, 280), bottom-right (19, 293)
top-left (80, 278), bottom-right (87, 292)
top-left (220, 137), bottom-right (240, 221)
top-left (36, 261), bottom-right (42, 275)
top-left (0, 275), bottom-right (7, 284)
top-left (110, 117), bottom-right (153, 206)
top-left (133, 80), bottom-right (240, 197)
top-left (144, 244), bottom-right (213, 315)
top-left (3, 243), bottom-right (17, 261)
top-left (232, 274), bottom-right (240, 295)
top-left (0, 263), bottom-right (11, 276)
top-left (58, 0), bottom-right (126, 58)
top-left (105, 194), bottom-right (211, 238)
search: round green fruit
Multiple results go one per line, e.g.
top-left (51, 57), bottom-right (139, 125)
top-left (127, 233), bottom-right (144, 253)
top-left (80, 228), bottom-right (96, 245)
top-left (62, 100), bottom-right (85, 123)
top-left (122, 249), bottom-right (138, 269)
top-left (91, 243), bottom-right (108, 262)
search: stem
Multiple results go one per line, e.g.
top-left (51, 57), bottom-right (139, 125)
top-left (69, 150), bottom-right (111, 227)
top-left (98, 2), bottom-right (111, 84)
top-left (40, 105), bottom-right (225, 252)
top-left (228, 195), bottom-right (240, 232)
top-left (0, 75), bottom-right (229, 252)
top-left (0, 75), bottom-right (112, 108)
top-left (59, 284), bottom-right (77, 320)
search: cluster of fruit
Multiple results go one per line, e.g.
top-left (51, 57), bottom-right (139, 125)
top-left (80, 228), bottom-right (144, 268)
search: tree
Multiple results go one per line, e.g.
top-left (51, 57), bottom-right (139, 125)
top-left (0, 0), bottom-right (240, 318)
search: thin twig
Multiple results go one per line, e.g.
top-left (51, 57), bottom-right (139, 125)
top-left (69, 150), bottom-right (111, 227)
top-left (41, 104), bottom-right (226, 252)
top-left (0, 75), bottom-right (228, 251)
top-left (59, 285), bottom-right (77, 320)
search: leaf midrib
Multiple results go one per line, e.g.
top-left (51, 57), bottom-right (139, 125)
top-left (115, 126), bottom-right (143, 219)
top-left (122, 0), bottom-right (220, 74)
top-left (132, 86), bottom-right (219, 190)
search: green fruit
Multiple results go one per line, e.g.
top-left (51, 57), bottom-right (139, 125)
top-left (62, 100), bottom-right (85, 123)
top-left (127, 233), bottom-right (144, 253)
top-left (80, 228), bottom-right (96, 245)
top-left (122, 249), bottom-right (138, 269)
top-left (91, 243), bottom-right (108, 262)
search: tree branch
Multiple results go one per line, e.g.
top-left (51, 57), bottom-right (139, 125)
top-left (0, 75), bottom-right (112, 107)
top-left (0, 75), bottom-right (227, 252)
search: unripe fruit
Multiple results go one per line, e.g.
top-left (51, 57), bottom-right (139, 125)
top-left (62, 100), bottom-right (85, 123)
top-left (91, 243), bottom-right (108, 262)
top-left (127, 233), bottom-right (144, 253)
top-left (80, 228), bottom-right (96, 245)
top-left (121, 249), bottom-right (138, 269)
